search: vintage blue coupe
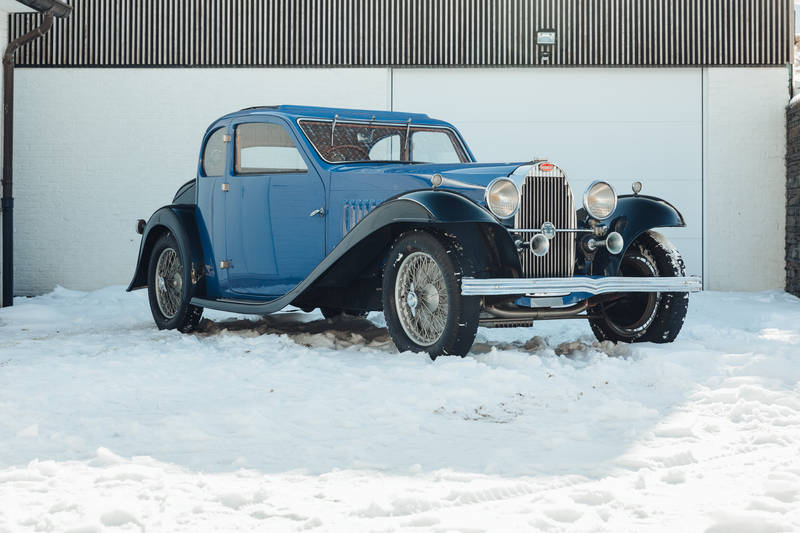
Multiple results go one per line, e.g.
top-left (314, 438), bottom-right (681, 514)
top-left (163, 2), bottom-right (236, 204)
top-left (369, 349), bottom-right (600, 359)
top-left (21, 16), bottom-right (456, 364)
top-left (129, 105), bottom-right (701, 357)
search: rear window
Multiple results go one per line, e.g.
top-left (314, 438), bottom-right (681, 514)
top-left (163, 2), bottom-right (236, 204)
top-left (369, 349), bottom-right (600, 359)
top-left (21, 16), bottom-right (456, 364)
top-left (202, 128), bottom-right (226, 177)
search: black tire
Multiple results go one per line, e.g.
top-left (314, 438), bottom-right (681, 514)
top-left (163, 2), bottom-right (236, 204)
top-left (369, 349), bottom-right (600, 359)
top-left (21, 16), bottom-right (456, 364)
top-left (147, 232), bottom-right (203, 333)
top-left (588, 230), bottom-right (689, 344)
top-left (320, 307), bottom-right (368, 319)
top-left (382, 231), bottom-right (481, 358)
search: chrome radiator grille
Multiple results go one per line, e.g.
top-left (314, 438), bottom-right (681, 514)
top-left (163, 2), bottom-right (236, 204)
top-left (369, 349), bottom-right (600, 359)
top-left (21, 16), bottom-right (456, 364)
top-left (515, 165), bottom-right (577, 278)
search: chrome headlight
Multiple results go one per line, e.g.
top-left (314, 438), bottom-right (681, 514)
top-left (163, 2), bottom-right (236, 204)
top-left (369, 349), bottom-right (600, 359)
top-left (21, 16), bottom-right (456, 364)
top-left (484, 178), bottom-right (520, 219)
top-left (583, 181), bottom-right (617, 220)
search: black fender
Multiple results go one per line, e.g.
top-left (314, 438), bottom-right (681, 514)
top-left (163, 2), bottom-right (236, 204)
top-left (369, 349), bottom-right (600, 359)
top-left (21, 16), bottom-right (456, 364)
top-left (398, 190), bottom-right (522, 278)
top-left (590, 194), bottom-right (686, 276)
top-left (127, 205), bottom-right (206, 295)
top-left (192, 190), bottom-right (520, 315)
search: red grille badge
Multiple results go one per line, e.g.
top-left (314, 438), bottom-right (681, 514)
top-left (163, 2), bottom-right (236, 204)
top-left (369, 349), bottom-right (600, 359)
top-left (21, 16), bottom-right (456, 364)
top-left (539, 163), bottom-right (555, 172)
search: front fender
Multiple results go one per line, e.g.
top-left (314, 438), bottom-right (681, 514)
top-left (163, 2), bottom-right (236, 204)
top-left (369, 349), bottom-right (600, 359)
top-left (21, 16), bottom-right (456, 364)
top-left (591, 194), bottom-right (686, 276)
top-left (325, 189), bottom-right (520, 281)
top-left (127, 205), bottom-right (205, 294)
top-left (391, 190), bottom-right (521, 276)
top-left (398, 189), bottom-right (499, 224)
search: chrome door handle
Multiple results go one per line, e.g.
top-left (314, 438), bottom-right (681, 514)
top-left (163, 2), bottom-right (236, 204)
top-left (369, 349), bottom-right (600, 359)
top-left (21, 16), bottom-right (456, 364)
top-left (309, 208), bottom-right (326, 217)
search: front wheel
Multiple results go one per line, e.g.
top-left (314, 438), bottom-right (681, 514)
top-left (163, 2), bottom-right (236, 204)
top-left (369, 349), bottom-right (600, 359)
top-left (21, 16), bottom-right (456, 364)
top-left (382, 231), bottom-right (481, 358)
top-left (147, 232), bottom-right (203, 332)
top-left (588, 231), bottom-right (689, 344)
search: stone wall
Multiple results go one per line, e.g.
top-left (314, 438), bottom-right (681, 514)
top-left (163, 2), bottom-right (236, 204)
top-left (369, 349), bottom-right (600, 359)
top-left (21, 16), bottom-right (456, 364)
top-left (787, 100), bottom-right (800, 296)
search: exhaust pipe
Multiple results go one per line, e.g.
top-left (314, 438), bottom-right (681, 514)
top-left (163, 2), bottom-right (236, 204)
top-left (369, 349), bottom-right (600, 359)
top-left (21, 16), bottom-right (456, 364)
top-left (484, 300), bottom-right (589, 320)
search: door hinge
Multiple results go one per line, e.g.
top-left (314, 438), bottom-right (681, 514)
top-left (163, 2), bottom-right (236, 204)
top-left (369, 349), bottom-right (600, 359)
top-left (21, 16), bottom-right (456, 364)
top-left (220, 260), bottom-right (232, 269)
top-left (223, 134), bottom-right (231, 143)
top-left (221, 183), bottom-right (230, 192)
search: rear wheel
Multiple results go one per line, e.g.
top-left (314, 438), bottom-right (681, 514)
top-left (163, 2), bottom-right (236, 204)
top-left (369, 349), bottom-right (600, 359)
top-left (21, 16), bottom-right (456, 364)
top-left (147, 232), bottom-right (203, 332)
top-left (382, 231), bottom-right (480, 358)
top-left (588, 231), bottom-right (689, 344)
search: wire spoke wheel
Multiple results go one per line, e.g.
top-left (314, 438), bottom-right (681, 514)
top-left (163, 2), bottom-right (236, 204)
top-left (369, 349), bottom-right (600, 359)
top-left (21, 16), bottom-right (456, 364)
top-left (394, 251), bottom-right (449, 346)
top-left (154, 247), bottom-right (183, 319)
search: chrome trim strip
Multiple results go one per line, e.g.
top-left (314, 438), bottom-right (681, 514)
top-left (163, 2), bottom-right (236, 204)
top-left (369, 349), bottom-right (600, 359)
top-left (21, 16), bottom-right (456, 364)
top-left (509, 228), bottom-right (593, 234)
top-left (461, 276), bottom-right (703, 296)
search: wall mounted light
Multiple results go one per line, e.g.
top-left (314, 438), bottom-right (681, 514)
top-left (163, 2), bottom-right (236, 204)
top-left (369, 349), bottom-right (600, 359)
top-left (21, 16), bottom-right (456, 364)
top-left (537, 29), bottom-right (556, 63)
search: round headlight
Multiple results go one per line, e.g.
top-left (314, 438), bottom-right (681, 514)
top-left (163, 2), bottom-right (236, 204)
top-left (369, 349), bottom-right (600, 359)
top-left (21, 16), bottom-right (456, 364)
top-left (583, 181), bottom-right (617, 220)
top-left (484, 178), bottom-right (520, 219)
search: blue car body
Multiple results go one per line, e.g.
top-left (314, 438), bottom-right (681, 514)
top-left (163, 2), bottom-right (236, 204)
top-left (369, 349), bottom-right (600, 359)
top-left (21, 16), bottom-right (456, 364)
top-left (128, 105), bottom-right (698, 320)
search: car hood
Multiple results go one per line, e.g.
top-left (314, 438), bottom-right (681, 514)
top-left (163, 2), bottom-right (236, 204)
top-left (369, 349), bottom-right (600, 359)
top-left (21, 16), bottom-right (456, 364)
top-left (328, 161), bottom-right (528, 203)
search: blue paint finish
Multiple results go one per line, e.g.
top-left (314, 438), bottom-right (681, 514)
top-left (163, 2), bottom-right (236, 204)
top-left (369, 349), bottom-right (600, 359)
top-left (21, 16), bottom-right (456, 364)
top-left (325, 162), bottom-right (522, 252)
top-left (129, 104), bottom-right (693, 315)
top-left (195, 120), bottom-right (230, 298)
top-left (214, 114), bottom-right (326, 299)
top-left (192, 107), bottom-right (525, 300)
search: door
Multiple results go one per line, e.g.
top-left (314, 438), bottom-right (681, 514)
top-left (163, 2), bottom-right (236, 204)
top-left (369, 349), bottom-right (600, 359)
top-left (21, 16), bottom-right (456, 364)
top-left (195, 124), bottom-right (231, 299)
top-left (225, 117), bottom-right (326, 299)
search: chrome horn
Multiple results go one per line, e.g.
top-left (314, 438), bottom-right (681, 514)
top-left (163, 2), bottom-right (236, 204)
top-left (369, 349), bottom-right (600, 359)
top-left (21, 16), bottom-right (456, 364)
top-left (530, 234), bottom-right (550, 257)
top-left (586, 231), bottom-right (624, 255)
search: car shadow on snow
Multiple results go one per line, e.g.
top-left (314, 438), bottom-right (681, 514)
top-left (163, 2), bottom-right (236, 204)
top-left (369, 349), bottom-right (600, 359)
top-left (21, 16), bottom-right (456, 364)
top-left (195, 312), bottom-right (397, 351)
top-left (194, 311), bottom-right (631, 358)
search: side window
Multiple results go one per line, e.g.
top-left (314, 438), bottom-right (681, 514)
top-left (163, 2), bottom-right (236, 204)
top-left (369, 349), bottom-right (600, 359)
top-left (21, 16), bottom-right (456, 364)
top-left (235, 122), bottom-right (308, 174)
top-left (369, 134), bottom-right (400, 161)
top-left (202, 128), bottom-right (227, 177)
top-left (411, 131), bottom-right (462, 163)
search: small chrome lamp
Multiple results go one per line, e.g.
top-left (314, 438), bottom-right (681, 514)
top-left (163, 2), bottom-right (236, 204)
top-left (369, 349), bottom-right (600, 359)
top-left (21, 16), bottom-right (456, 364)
top-left (537, 29), bottom-right (556, 63)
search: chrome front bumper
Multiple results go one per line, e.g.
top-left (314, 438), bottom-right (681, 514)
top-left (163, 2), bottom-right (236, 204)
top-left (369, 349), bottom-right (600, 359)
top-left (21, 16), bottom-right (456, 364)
top-left (461, 276), bottom-right (703, 296)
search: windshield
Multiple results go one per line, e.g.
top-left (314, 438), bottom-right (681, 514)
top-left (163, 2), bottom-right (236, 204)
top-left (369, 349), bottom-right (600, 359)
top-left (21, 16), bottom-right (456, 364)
top-left (298, 119), bottom-right (469, 164)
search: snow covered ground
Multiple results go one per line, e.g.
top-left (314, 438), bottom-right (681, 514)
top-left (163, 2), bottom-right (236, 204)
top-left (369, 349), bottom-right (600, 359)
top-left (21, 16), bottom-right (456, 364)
top-left (1, 287), bottom-right (799, 532)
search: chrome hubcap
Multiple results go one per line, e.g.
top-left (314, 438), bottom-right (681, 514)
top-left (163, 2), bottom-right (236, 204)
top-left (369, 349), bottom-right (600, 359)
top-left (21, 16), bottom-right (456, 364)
top-left (155, 247), bottom-right (182, 319)
top-left (395, 252), bottom-right (449, 347)
top-left (407, 287), bottom-right (419, 317)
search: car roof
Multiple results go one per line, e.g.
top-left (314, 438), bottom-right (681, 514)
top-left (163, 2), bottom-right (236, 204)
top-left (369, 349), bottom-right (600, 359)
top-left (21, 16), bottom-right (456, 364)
top-left (214, 105), bottom-right (454, 127)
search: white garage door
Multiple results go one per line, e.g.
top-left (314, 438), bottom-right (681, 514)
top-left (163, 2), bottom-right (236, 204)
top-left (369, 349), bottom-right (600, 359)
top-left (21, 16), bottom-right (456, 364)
top-left (393, 68), bottom-right (703, 278)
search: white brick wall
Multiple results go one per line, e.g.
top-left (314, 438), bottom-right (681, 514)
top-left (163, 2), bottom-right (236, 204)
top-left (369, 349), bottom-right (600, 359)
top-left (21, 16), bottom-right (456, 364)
top-left (703, 68), bottom-right (788, 291)
top-left (7, 66), bottom-right (790, 294)
top-left (12, 68), bottom-right (391, 294)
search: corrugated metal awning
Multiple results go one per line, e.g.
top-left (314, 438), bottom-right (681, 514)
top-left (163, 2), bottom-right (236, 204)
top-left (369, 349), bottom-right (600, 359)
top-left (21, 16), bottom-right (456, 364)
top-left (8, 0), bottom-right (795, 68)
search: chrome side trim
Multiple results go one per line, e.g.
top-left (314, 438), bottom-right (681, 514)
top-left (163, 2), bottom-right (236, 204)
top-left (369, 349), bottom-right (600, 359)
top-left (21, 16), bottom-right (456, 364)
top-left (509, 228), bottom-right (593, 234)
top-left (461, 276), bottom-right (703, 296)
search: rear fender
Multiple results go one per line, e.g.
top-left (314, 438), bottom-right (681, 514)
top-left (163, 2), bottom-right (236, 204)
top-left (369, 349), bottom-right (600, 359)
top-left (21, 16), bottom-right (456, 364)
top-left (127, 205), bottom-right (205, 295)
top-left (590, 195), bottom-right (686, 276)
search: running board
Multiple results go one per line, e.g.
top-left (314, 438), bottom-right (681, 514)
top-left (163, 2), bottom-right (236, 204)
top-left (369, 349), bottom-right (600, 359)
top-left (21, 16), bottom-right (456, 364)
top-left (461, 276), bottom-right (703, 296)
